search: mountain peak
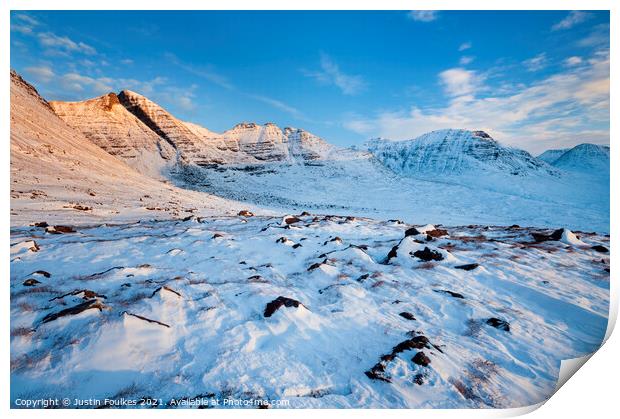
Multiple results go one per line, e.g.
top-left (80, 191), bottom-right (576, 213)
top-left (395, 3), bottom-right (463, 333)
top-left (365, 129), bottom-right (552, 176)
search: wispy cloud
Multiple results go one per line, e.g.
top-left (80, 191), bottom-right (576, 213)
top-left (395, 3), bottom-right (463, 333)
top-left (523, 53), bottom-right (547, 72)
top-left (407, 11), bottom-right (439, 22)
top-left (25, 65), bottom-right (55, 83)
top-left (458, 42), bottom-right (472, 51)
top-left (564, 56), bottom-right (583, 67)
top-left (302, 53), bottom-right (366, 95)
top-left (38, 32), bottom-right (97, 56)
top-left (552, 11), bottom-right (591, 31)
top-left (459, 56), bottom-right (474, 66)
top-left (438, 68), bottom-right (484, 97)
top-left (11, 13), bottom-right (40, 34)
top-left (345, 50), bottom-right (609, 154)
top-left (248, 94), bottom-right (306, 120)
top-left (164, 52), bottom-right (234, 90)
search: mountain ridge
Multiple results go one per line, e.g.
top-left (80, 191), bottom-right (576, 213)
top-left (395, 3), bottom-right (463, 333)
top-left (363, 129), bottom-right (557, 177)
top-left (51, 88), bottom-right (334, 171)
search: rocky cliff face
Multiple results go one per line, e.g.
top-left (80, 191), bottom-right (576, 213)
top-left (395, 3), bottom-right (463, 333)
top-left (365, 129), bottom-right (555, 177)
top-left (10, 70), bottom-right (243, 225)
top-left (117, 90), bottom-right (231, 166)
top-left (50, 93), bottom-right (176, 179)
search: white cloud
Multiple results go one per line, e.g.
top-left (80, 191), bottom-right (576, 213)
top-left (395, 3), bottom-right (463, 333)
top-left (25, 66), bottom-right (55, 83)
top-left (564, 56), bottom-right (583, 67)
top-left (438, 68), bottom-right (483, 97)
top-left (121, 58), bottom-right (134, 65)
top-left (523, 53), bottom-right (547, 72)
top-left (345, 50), bottom-right (609, 154)
top-left (459, 56), bottom-right (474, 65)
top-left (458, 42), bottom-right (472, 51)
top-left (303, 53), bottom-right (366, 96)
top-left (38, 32), bottom-right (97, 55)
top-left (14, 13), bottom-right (40, 26)
top-left (552, 11), bottom-right (591, 31)
top-left (407, 11), bottom-right (438, 22)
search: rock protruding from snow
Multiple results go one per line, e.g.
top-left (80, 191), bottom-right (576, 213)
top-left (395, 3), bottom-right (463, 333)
top-left (365, 129), bottom-right (556, 177)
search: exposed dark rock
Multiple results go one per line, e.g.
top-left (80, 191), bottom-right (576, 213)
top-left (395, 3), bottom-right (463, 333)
top-left (426, 228), bottom-right (448, 238)
top-left (276, 236), bottom-right (288, 243)
top-left (33, 221), bottom-right (49, 228)
top-left (399, 312), bottom-right (416, 321)
top-left (380, 354), bottom-right (396, 362)
top-left (412, 351), bottom-right (431, 367)
top-left (307, 261), bottom-right (326, 271)
top-left (23, 278), bottom-right (41, 286)
top-left (386, 245), bottom-right (399, 263)
top-left (264, 296), bottom-right (302, 317)
top-left (237, 210), bottom-right (254, 217)
top-left (413, 247), bottom-right (444, 262)
top-left (31, 270), bottom-right (51, 278)
top-left (434, 289), bottom-right (465, 299)
top-left (532, 228), bottom-right (564, 242)
top-left (46, 225), bottom-right (76, 234)
top-left (455, 263), bottom-right (479, 271)
top-left (151, 286), bottom-right (182, 298)
top-left (592, 245), bottom-right (609, 253)
top-left (292, 243), bottom-right (302, 249)
top-left (356, 273), bottom-right (370, 282)
top-left (365, 363), bottom-right (391, 382)
top-left (509, 224), bottom-right (520, 229)
top-left (486, 317), bottom-right (510, 332)
top-left (42, 299), bottom-right (106, 323)
top-left (283, 216), bottom-right (302, 225)
top-left (413, 373), bottom-right (426, 385)
top-left (392, 336), bottom-right (429, 354)
top-left (299, 211), bottom-right (311, 216)
top-left (323, 236), bottom-right (343, 245)
top-left (49, 289), bottom-right (107, 301)
top-left (404, 227), bottom-right (421, 237)
top-left (125, 312), bottom-right (170, 328)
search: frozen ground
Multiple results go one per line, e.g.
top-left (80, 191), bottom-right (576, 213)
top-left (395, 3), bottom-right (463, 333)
top-left (10, 215), bottom-right (609, 408)
top-left (173, 153), bottom-right (609, 233)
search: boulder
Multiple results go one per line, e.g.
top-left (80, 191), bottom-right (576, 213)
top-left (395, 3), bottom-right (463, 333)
top-left (413, 247), bottom-right (444, 262)
top-left (264, 296), bottom-right (302, 317)
top-left (399, 312), bottom-right (416, 321)
top-left (412, 351), bottom-right (431, 367)
top-left (486, 317), bottom-right (510, 332)
top-left (455, 263), bottom-right (479, 271)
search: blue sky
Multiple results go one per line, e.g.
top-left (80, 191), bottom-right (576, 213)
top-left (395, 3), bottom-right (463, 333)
top-left (10, 10), bottom-right (609, 153)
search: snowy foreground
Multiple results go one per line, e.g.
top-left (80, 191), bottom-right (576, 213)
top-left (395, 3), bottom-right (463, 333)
top-left (10, 214), bottom-right (609, 408)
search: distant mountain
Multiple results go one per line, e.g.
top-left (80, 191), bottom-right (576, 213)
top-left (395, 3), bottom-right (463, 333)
top-left (51, 88), bottom-right (333, 170)
top-left (537, 148), bottom-right (570, 164)
top-left (364, 129), bottom-right (555, 177)
top-left (552, 143), bottom-right (610, 175)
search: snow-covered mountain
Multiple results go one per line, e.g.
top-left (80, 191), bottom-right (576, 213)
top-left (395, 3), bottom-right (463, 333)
top-left (365, 129), bottom-right (555, 177)
top-left (551, 143), bottom-right (610, 175)
top-left (52, 88), bottom-right (333, 169)
top-left (10, 70), bottom-right (245, 225)
top-left (50, 93), bottom-right (176, 179)
top-left (537, 148), bottom-right (570, 164)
